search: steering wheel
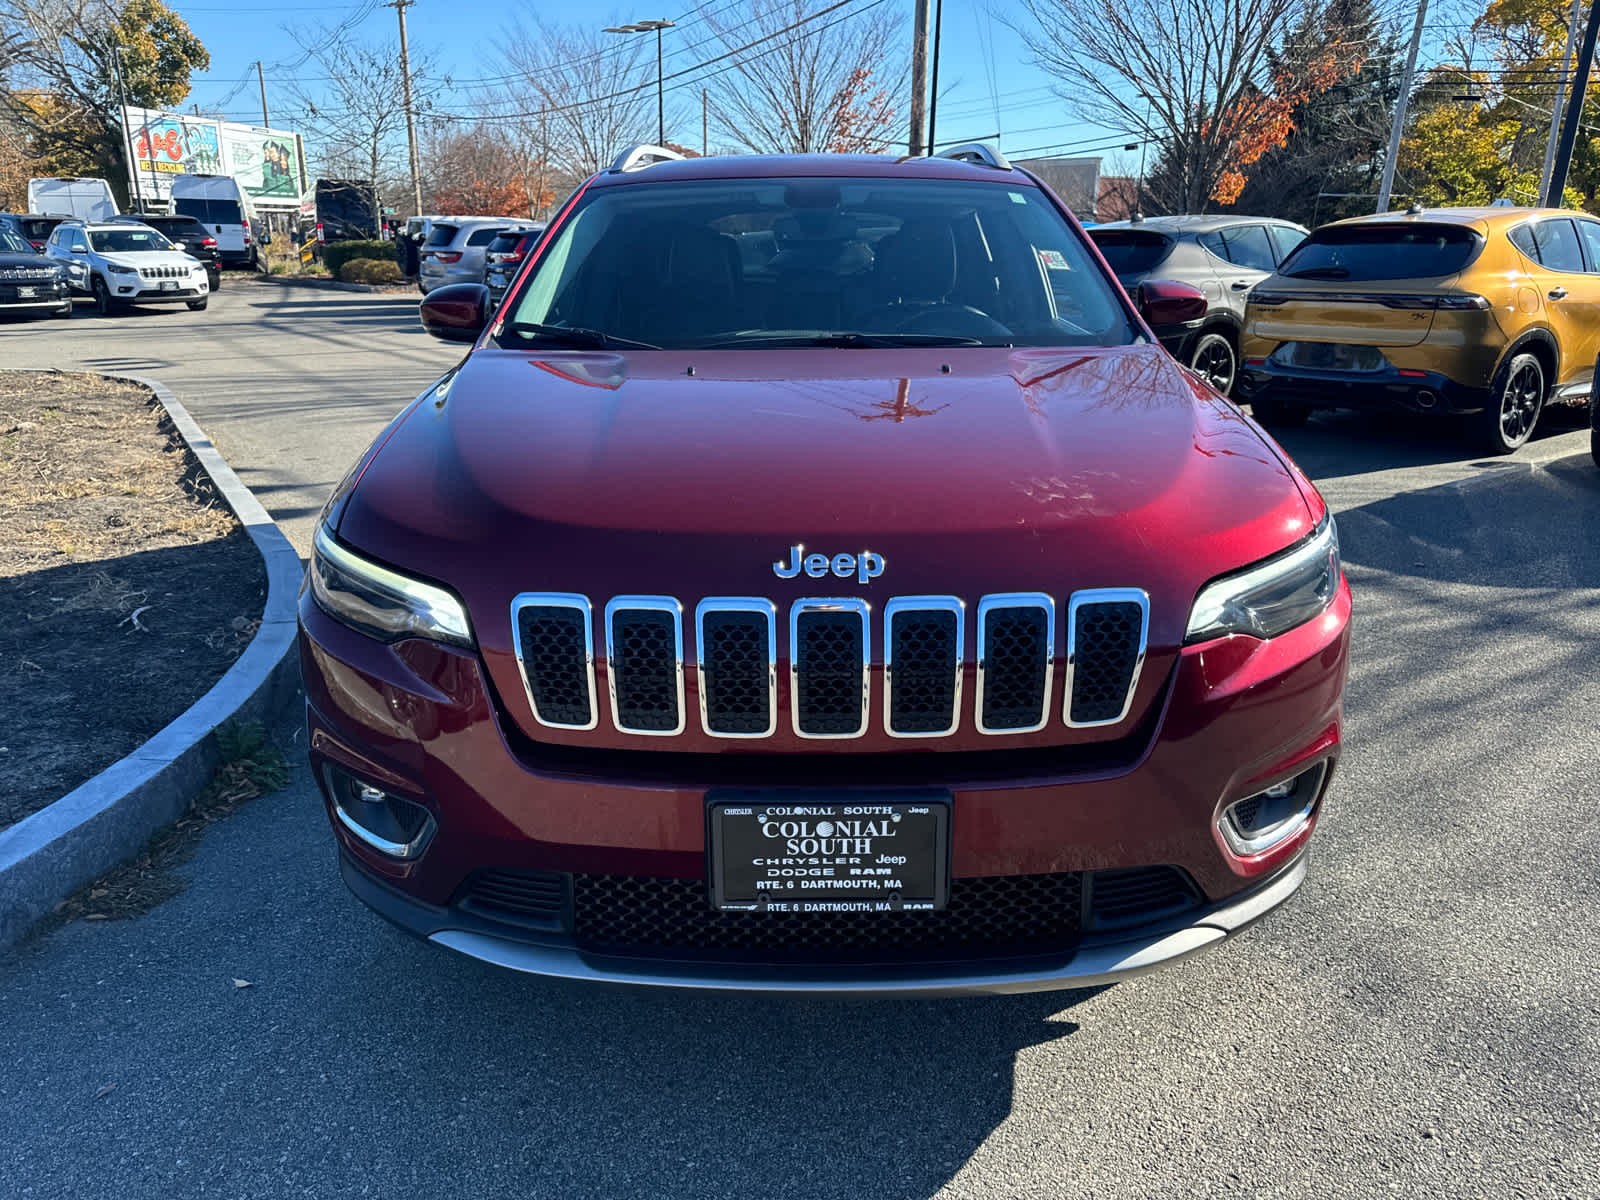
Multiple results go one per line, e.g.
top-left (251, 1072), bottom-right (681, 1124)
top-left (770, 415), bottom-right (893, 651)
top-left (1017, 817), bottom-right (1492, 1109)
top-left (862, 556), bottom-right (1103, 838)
top-left (893, 303), bottom-right (1013, 338)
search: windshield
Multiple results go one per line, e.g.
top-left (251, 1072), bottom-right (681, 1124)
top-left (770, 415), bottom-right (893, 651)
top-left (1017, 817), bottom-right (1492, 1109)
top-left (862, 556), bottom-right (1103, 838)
top-left (89, 227), bottom-right (176, 253)
top-left (0, 227), bottom-right (37, 254)
top-left (499, 176), bottom-right (1136, 349)
top-left (1278, 223), bottom-right (1481, 281)
top-left (1087, 230), bottom-right (1173, 277)
top-left (173, 197), bottom-right (244, 225)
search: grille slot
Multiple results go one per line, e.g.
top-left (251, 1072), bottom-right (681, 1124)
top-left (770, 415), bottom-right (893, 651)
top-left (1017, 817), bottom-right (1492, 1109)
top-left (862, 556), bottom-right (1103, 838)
top-left (976, 594), bottom-right (1054, 734)
top-left (572, 872), bottom-right (1084, 962)
top-left (605, 598), bottom-right (684, 735)
top-left (697, 599), bottom-right (777, 737)
top-left (791, 600), bottom-right (869, 738)
top-left (885, 597), bottom-right (963, 736)
top-left (1066, 590), bottom-right (1149, 727)
top-left (511, 593), bottom-right (596, 730)
top-left (456, 869), bottom-right (567, 932)
top-left (1087, 866), bottom-right (1199, 930)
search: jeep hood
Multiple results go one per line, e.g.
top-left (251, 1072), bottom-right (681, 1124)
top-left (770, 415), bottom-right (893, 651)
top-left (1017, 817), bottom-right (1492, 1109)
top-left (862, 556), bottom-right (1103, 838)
top-left (336, 343), bottom-right (1318, 748)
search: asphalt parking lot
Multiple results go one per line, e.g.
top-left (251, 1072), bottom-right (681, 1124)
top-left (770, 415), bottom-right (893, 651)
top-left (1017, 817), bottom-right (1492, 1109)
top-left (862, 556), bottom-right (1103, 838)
top-left (2, 287), bottom-right (1598, 1199)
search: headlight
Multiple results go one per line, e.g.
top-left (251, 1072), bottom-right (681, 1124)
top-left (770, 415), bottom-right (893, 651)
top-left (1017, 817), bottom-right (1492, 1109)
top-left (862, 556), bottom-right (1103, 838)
top-left (107, 263), bottom-right (137, 275)
top-left (310, 525), bottom-right (472, 646)
top-left (1185, 516), bottom-right (1340, 643)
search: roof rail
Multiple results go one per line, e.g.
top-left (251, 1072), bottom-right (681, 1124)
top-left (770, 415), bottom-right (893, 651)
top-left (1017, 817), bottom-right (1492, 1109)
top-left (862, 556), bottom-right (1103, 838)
top-left (609, 144), bottom-right (686, 174)
top-left (934, 143), bottom-right (1011, 171)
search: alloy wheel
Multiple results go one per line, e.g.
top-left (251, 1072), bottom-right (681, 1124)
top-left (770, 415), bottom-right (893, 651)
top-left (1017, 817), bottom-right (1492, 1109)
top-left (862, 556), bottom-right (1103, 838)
top-left (1190, 333), bottom-right (1237, 395)
top-left (1499, 360), bottom-right (1542, 446)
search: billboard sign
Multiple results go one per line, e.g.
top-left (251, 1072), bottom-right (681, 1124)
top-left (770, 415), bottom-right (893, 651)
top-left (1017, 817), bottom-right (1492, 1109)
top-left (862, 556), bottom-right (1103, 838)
top-left (121, 106), bottom-right (308, 210)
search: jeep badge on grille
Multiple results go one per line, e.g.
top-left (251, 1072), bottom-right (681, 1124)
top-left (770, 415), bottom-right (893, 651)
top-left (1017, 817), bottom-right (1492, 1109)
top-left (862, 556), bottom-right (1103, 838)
top-left (772, 544), bottom-right (885, 584)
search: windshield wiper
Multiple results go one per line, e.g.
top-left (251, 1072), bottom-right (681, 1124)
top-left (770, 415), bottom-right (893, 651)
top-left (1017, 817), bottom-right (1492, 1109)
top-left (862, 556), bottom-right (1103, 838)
top-left (1284, 266), bottom-right (1350, 279)
top-left (501, 322), bottom-right (661, 350)
top-left (697, 332), bottom-right (987, 349)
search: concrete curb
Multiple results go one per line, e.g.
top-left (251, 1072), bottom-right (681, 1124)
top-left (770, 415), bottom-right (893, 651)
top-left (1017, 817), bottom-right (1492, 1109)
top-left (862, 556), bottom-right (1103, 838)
top-left (0, 373), bottom-right (303, 951)
top-left (247, 275), bottom-right (416, 295)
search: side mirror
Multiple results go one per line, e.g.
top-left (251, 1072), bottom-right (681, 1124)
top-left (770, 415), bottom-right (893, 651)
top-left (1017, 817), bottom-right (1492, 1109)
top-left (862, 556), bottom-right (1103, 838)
top-left (1135, 279), bottom-right (1208, 327)
top-left (71, 243), bottom-right (88, 254)
top-left (420, 283), bottom-right (490, 343)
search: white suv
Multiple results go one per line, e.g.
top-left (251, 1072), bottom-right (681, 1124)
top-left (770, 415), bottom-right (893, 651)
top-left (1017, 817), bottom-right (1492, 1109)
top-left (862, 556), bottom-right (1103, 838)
top-left (418, 217), bottom-right (540, 294)
top-left (46, 221), bottom-right (211, 316)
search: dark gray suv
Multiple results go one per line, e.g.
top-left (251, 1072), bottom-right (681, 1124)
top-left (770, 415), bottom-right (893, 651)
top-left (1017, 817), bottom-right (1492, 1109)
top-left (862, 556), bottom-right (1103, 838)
top-left (1089, 215), bottom-right (1307, 395)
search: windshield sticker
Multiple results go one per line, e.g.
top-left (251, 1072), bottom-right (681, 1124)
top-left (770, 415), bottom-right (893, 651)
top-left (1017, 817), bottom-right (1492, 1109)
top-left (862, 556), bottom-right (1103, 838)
top-left (1008, 192), bottom-right (1028, 204)
top-left (1038, 248), bottom-right (1070, 270)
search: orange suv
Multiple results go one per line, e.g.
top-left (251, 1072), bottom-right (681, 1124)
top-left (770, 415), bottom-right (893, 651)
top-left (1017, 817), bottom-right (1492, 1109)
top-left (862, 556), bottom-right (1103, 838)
top-left (1239, 207), bottom-right (1600, 453)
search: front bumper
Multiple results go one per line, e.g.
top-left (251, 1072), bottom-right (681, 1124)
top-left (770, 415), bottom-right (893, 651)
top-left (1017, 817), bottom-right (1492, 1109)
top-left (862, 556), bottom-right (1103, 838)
top-left (340, 845), bottom-right (1309, 995)
top-left (1237, 360), bottom-right (1492, 415)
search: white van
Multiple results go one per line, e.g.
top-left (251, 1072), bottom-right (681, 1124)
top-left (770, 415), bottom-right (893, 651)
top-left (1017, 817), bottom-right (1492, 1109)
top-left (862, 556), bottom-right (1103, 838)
top-left (170, 174), bottom-right (258, 268)
top-left (27, 177), bottom-right (117, 222)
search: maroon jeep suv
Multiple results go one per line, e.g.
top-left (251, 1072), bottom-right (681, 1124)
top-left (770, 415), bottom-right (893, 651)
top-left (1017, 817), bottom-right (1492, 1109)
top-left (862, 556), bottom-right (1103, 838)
top-left (300, 144), bottom-right (1351, 994)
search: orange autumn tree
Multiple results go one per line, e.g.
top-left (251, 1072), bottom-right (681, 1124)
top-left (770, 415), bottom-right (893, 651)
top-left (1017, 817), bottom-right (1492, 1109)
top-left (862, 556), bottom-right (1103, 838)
top-left (1205, 49), bottom-right (1352, 204)
top-left (426, 124), bottom-right (554, 216)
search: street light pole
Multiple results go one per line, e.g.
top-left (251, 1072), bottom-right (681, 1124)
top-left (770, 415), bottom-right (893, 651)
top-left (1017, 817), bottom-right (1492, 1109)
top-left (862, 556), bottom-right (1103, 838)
top-left (603, 18), bottom-right (675, 146)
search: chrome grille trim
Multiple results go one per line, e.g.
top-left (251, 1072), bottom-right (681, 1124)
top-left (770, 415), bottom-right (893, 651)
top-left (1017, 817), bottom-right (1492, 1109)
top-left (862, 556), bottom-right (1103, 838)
top-left (790, 598), bottom-right (871, 740)
top-left (883, 596), bottom-right (964, 738)
top-left (1064, 588), bottom-right (1150, 729)
top-left (974, 592), bottom-right (1056, 736)
top-left (695, 597), bottom-right (778, 739)
top-left (509, 592), bottom-right (598, 731)
top-left (603, 595), bottom-right (685, 737)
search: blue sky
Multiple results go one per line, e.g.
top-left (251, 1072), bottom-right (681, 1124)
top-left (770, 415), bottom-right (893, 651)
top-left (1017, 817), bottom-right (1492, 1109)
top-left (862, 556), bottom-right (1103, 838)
top-left (172, 0), bottom-right (1139, 171)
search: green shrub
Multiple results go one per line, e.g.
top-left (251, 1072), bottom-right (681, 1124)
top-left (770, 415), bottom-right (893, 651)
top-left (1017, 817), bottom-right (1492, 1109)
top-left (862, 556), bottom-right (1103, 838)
top-left (338, 258), bottom-right (404, 285)
top-left (323, 239), bottom-right (395, 277)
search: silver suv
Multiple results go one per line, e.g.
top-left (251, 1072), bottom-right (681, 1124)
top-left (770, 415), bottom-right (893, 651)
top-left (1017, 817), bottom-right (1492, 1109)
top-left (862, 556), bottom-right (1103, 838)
top-left (418, 217), bottom-right (540, 294)
top-left (1088, 216), bottom-right (1307, 395)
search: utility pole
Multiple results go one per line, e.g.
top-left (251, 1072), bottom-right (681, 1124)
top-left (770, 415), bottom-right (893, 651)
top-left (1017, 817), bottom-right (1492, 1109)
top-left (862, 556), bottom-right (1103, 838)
top-left (1546, 0), bottom-right (1600, 206)
top-left (702, 87), bottom-right (708, 157)
top-left (256, 61), bottom-right (270, 127)
top-left (926, 0), bottom-right (944, 152)
top-left (109, 43), bottom-right (144, 213)
top-left (1377, 0), bottom-right (1429, 213)
top-left (1540, 0), bottom-right (1583, 200)
top-left (909, 0), bottom-right (930, 155)
top-left (387, 0), bottom-right (424, 218)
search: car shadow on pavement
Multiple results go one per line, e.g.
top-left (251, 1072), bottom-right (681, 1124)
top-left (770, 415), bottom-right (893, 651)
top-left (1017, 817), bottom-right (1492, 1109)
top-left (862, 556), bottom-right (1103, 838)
top-left (347, 935), bottom-right (1098, 1199)
top-left (1260, 402), bottom-right (1587, 481)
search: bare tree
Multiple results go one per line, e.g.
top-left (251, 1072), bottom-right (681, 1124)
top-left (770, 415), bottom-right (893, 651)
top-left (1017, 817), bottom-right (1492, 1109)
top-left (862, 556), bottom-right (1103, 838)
top-left (698, 0), bottom-right (906, 154)
top-left (492, 21), bottom-right (655, 177)
top-left (1013, 0), bottom-right (1308, 212)
top-left (287, 32), bottom-right (429, 208)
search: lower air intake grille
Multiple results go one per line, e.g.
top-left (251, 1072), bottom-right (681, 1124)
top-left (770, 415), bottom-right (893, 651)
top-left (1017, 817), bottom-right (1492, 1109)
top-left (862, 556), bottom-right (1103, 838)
top-left (700, 608), bottom-right (773, 735)
top-left (572, 872), bottom-right (1084, 961)
top-left (887, 606), bottom-right (960, 734)
top-left (514, 601), bottom-right (593, 728)
top-left (793, 606), bottom-right (867, 736)
top-left (1069, 597), bottom-right (1147, 725)
top-left (608, 606), bottom-right (680, 732)
top-left (979, 601), bottom-right (1051, 732)
top-left (456, 868), bottom-right (567, 931)
top-left (1087, 866), bottom-right (1199, 930)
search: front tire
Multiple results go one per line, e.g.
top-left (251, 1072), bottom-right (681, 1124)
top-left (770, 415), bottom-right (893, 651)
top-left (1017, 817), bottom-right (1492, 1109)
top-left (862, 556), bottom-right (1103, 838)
top-left (1474, 351), bottom-right (1545, 455)
top-left (1188, 330), bottom-right (1238, 395)
top-left (1249, 392), bottom-right (1311, 429)
top-left (91, 275), bottom-right (120, 317)
top-left (186, 298), bottom-right (208, 311)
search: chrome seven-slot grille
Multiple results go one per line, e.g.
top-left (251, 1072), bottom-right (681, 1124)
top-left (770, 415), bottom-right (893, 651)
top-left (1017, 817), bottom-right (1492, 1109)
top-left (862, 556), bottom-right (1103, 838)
top-left (510, 590), bottom-right (1149, 740)
top-left (138, 265), bottom-right (187, 279)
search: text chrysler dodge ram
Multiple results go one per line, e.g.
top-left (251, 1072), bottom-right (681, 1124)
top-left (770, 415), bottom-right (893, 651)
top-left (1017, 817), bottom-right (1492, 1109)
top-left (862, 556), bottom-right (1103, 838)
top-left (299, 144), bottom-right (1352, 994)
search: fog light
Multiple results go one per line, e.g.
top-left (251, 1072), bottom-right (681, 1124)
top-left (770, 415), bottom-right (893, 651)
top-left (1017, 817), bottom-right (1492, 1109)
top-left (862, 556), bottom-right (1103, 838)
top-left (1221, 762), bottom-right (1327, 856)
top-left (327, 768), bottom-right (436, 859)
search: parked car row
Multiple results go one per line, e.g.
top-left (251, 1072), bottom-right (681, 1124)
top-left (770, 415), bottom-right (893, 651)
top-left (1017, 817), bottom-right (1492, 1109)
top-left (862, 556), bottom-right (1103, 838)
top-left (1091, 203), bottom-right (1600, 454)
top-left (417, 216), bottom-right (545, 294)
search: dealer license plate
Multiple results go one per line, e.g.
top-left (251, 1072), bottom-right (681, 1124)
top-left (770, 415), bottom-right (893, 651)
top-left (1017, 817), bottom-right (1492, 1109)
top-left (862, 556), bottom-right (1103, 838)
top-left (708, 793), bottom-right (950, 912)
top-left (1272, 341), bottom-right (1385, 373)
top-left (160, 280), bottom-right (177, 291)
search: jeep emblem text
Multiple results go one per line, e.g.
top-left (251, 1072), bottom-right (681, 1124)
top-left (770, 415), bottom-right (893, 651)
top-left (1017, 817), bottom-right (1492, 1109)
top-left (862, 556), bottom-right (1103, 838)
top-left (772, 544), bottom-right (886, 584)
